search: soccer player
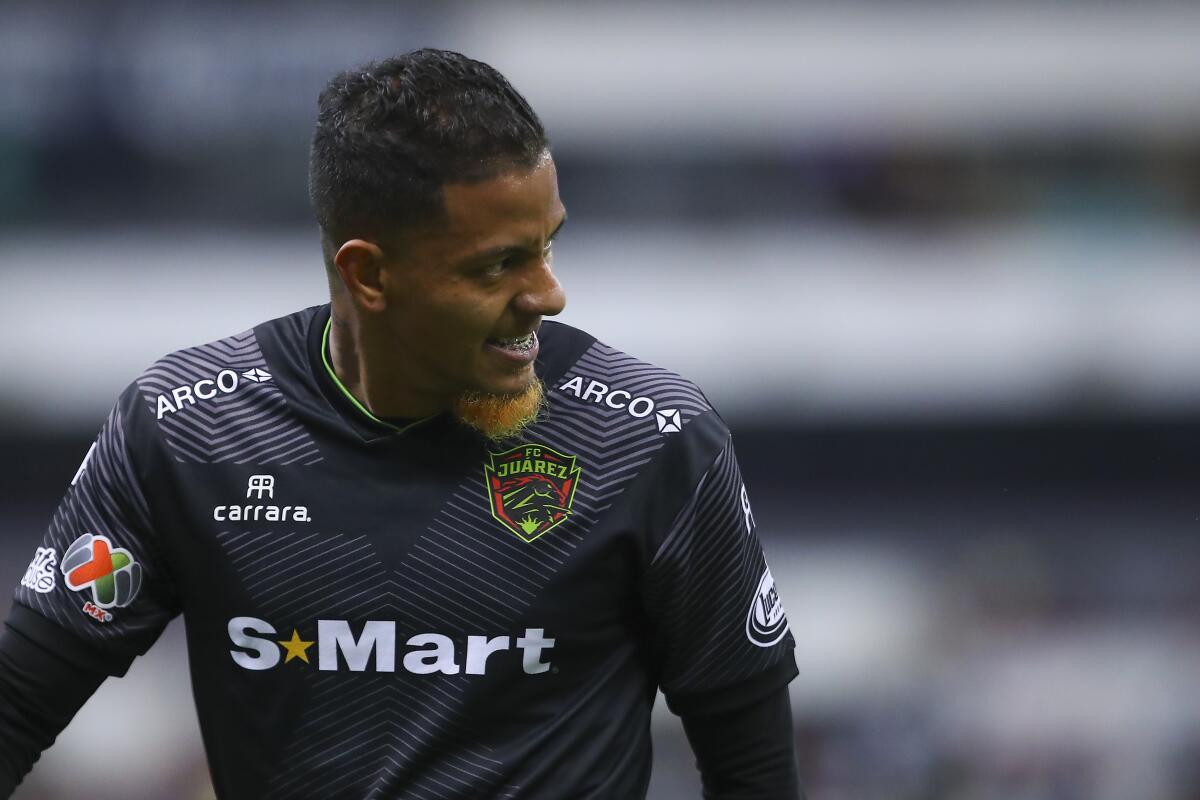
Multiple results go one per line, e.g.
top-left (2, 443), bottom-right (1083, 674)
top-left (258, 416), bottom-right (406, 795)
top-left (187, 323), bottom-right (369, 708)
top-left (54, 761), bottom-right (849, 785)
top-left (0, 50), bottom-right (801, 799)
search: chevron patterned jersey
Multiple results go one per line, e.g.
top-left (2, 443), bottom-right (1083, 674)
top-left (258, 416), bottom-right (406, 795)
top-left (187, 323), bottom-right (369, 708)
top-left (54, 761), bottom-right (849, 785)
top-left (10, 304), bottom-right (796, 799)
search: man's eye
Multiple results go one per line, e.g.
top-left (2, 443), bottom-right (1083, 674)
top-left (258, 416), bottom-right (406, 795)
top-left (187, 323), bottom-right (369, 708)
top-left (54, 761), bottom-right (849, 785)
top-left (482, 260), bottom-right (507, 277)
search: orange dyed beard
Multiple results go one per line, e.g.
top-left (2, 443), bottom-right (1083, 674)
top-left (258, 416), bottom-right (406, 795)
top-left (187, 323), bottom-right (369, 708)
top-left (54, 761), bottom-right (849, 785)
top-left (452, 378), bottom-right (546, 443)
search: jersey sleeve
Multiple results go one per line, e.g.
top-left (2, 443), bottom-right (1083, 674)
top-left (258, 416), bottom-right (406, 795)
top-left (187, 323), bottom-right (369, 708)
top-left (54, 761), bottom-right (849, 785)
top-left (8, 382), bottom-right (180, 676)
top-left (641, 413), bottom-right (797, 715)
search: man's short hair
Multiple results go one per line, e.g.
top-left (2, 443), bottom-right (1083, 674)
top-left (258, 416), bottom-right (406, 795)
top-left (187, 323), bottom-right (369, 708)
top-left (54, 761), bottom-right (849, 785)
top-left (309, 48), bottom-right (549, 261)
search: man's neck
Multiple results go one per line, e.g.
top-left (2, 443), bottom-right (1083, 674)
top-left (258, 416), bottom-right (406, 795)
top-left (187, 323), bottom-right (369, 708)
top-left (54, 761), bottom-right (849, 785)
top-left (324, 311), bottom-right (445, 423)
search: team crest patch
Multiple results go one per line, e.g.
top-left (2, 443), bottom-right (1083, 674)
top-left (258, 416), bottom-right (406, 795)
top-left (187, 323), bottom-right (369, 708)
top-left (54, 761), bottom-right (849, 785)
top-left (484, 444), bottom-right (581, 542)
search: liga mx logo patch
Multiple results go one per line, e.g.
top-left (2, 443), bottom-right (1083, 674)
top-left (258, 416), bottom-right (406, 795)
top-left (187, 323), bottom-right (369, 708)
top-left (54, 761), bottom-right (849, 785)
top-left (61, 533), bottom-right (143, 613)
top-left (484, 443), bottom-right (581, 542)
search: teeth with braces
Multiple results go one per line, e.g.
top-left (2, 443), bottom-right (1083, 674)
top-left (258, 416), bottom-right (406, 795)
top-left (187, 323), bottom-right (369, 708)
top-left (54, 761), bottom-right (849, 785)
top-left (492, 333), bottom-right (536, 352)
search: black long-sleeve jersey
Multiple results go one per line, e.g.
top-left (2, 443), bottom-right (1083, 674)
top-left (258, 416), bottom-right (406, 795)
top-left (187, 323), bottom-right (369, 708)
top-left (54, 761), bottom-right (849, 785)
top-left (8, 305), bottom-right (797, 799)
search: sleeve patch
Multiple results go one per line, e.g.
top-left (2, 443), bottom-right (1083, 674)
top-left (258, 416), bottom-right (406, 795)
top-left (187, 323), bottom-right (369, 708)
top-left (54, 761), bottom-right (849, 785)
top-left (20, 547), bottom-right (59, 594)
top-left (60, 534), bottom-right (144, 623)
top-left (745, 567), bottom-right (789, 648)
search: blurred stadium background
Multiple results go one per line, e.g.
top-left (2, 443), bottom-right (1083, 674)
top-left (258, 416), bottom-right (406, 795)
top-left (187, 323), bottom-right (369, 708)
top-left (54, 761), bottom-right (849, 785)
top-left (3, 3), bottom-right (1199, 798)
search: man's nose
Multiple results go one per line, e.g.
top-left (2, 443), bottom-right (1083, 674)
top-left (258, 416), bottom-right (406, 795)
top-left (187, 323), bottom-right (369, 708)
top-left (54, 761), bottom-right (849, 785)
top-left (514, 258), bottom-right (566, 317)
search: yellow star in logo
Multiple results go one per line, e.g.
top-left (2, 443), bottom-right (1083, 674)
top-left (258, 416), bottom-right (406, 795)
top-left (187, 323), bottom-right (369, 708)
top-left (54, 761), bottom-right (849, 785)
top-left (278, 629), bottom-right (314, 664)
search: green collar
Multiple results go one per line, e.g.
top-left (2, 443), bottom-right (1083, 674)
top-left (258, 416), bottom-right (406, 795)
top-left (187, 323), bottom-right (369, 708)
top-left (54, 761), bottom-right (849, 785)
top-left (321, 318), bottom-right (434, 434)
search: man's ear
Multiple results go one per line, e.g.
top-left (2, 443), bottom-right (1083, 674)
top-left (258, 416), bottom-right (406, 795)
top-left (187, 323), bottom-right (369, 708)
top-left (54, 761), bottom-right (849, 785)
top-left (333, 239), bottom-right (388, 313)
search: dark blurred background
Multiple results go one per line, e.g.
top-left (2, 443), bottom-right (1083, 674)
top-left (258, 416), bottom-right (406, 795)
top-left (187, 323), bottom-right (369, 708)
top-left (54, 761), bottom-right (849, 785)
top-left (2, 3), bottom-right (1198, 799)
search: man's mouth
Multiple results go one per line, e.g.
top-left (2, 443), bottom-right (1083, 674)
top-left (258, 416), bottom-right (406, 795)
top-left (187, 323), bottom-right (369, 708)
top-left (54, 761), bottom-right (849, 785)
top-left (486, 331), bottom-right (538, 355)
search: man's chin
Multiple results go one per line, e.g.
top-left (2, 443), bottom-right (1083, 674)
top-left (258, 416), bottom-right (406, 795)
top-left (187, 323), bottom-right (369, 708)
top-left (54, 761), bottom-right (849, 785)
top-left (452, 378), bottom-right (545, 444)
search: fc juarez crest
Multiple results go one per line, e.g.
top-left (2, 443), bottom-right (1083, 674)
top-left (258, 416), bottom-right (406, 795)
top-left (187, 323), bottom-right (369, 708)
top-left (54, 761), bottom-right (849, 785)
top-left (484, 443), bottom-right (581, 542)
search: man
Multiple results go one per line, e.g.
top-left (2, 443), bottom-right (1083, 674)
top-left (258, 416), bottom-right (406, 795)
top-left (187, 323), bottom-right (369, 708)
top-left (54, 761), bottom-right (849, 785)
top-left (0, 50), bottom-right (801, 798)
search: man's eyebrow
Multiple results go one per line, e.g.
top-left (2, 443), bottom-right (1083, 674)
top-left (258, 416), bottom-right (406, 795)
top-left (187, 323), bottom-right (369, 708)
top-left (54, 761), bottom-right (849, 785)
top-left (464, 214), bottom-right (567, 264)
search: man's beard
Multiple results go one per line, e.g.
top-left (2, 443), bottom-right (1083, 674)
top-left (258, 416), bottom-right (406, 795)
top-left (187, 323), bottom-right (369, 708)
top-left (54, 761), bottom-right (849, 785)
top-left (452, 378), bottom-right (546, 444)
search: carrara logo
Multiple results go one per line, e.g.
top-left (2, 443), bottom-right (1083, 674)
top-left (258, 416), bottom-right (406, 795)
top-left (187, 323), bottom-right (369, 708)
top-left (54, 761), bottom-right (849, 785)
top-left (214, 474), bottom-right (311, 523)
top-left (745, 567), bottom-right (788, 647)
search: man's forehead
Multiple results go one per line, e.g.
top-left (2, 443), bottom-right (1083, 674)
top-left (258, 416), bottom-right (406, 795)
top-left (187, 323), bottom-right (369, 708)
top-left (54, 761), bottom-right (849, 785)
top-left (435, 156), bottom-right (561, 241)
